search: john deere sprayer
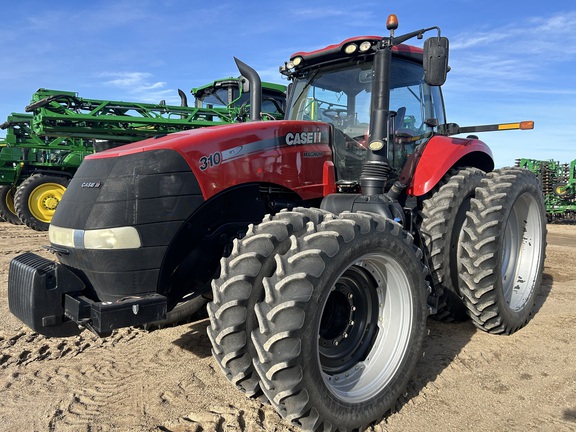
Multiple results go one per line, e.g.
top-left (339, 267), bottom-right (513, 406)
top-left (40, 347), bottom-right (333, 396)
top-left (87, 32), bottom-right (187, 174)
top-left (9, 14), bottom-right (545, 431)
top-left (0, 79), bottom-right (286, 230)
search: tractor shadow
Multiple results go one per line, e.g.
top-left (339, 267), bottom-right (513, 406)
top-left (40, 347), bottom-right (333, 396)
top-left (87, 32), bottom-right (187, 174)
top-left (399, 271), bottom-right (554, 411)
top-left (533, 272), bottom-right (553, 316)
top-left (171, 316), bottom-right (212, 359)
top-left (399, 317), bottom-right (476, 409)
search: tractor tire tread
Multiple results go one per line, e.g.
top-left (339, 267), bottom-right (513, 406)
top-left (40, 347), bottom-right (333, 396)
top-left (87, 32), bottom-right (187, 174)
top-left (208, 207), bottom-right (329, 398)
top-left (418, 166), bottom-right (485, 322)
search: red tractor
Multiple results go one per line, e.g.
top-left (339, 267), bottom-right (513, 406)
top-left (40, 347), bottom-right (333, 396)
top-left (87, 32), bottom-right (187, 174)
top-left (9, 15), bottom-right (546, 431)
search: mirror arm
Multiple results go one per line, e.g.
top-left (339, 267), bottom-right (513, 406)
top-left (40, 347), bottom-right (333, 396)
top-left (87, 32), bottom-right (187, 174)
top-left (392, 26), bottom-right (440, 45)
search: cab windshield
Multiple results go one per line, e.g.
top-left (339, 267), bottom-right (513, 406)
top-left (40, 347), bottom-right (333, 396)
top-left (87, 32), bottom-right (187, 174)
top-left (196, 84), bottom-right (285, 117)
top-left (286, 57), bottom-right (445, 180)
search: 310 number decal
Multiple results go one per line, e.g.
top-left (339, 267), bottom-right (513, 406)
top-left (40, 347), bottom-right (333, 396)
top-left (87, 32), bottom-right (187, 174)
top-left (199, 152), bottom-right (222, 171)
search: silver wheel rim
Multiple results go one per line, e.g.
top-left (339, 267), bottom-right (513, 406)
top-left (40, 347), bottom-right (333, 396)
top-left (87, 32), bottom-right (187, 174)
top-left (319, 253), bottom-right (413, 403)
top-left (501, 192), bottom-right (543, 311)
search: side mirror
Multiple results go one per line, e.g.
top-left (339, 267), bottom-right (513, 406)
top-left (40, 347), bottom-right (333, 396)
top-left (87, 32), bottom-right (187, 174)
top-left (423, 37), bottom-right (449, 86)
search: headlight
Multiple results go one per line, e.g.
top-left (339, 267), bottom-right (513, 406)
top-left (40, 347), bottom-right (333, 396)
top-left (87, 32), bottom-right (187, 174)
top-left (48, 225), bottom-right (74, 248)
top-left (344, 43), bottom-right (358, 54)
top-left (49, 225), bottom-right (141, 250)
top-left (292, 56), bottom-right (303, 66)
top-left (359, 41), bottom-right (372, 52)
top-left (84, 227), bottom-right (141, 249)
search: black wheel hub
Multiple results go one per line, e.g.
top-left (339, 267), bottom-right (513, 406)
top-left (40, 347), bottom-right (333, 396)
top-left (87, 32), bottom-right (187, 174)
top-left (319, 265), bottom-right (379, 374)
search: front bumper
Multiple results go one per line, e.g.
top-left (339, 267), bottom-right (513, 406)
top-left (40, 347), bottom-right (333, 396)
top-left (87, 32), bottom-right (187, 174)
top-left (9, 252), bottom-right (167, 337)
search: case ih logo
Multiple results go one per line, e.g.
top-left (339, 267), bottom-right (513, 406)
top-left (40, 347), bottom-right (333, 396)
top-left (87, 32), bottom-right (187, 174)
top-left (81, 182), bottom-right (103, 189)
top-left (285, 131), bottom-right (322, 146)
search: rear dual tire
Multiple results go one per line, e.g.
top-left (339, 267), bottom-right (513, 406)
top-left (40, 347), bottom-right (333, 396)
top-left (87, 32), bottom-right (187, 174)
top-left (418, 167), bottom-right (485, 321)
top-left (459, 168), bottom-right (546, 334)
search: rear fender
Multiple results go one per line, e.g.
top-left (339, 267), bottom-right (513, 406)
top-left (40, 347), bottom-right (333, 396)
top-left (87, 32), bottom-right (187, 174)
top-left (404, 135), bottom-right (494, 196)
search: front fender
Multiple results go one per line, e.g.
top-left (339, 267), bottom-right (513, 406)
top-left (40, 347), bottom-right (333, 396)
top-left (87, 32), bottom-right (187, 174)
top-left (406, 135), bottom-right (494, 196)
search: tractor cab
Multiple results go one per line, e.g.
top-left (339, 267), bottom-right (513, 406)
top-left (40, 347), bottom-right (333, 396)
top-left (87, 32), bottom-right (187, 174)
top-left (192, 78), bottom-right (286, 120)
top-left (280, 35), bottom-right (446, 191)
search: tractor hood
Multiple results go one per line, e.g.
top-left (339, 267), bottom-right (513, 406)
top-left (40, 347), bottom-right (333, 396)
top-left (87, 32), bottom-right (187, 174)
top-left (88, 120), bottom-right (333, 201)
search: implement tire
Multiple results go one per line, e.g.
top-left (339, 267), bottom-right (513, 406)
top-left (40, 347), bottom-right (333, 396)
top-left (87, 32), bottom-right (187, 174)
top-left (418, 167), bottom-right (485, 321)
top-left (459, 168), bottom-right (546, 334)
top-left (208, 208), bottom-right (329, 398)
top-left (0, 186), bottom-right (22, 225)
top-left (252, 212), bottom-right (428, 431)
top-left (14, 174), bottom-right (69, 231)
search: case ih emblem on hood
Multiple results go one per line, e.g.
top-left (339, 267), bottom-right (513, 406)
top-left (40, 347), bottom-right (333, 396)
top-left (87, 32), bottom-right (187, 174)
top-left (285, 131), bottom-right (323, 145)
top-left (81, 182), bottom-right (103, 189)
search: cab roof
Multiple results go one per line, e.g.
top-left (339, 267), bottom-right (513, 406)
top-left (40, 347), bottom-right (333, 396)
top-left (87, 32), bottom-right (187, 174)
top-left (289, 36), bottom-right (424, 65)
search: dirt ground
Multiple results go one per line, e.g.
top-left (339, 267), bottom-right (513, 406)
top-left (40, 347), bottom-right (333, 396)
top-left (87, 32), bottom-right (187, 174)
top-left (0, 222), bottom-right (574, 432)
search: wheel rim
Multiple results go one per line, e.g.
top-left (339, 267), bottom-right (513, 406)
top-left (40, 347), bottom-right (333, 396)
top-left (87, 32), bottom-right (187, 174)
top-left (501, 192), bottom-right (544, 311)
top-left (319, 265), bottom-right (379, 374)
top-left (554, 184), bottom-right (567, 197)
top-left (319, 253), bottom-right (414, 403)
top-left (28, 182), bottom-right (66, 223)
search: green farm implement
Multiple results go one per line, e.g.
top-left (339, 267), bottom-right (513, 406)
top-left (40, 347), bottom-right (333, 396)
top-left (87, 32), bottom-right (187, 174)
top-left (516, 158), bottom-right (576, 222)
top-left (0, 79), bottom-right (286, 230)
top-left (0, 113), bottom-right (94, 226)
top-left (27, 81), bottom-right (285, 145)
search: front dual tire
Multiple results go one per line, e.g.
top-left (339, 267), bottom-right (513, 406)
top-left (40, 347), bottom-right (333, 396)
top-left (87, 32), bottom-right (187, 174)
top-left (210, 210), bottom-right (428, 430)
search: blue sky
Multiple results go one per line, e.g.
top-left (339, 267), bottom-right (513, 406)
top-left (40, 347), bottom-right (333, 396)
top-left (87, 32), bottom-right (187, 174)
top-left (0, 0), bottom-right (574, 167)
